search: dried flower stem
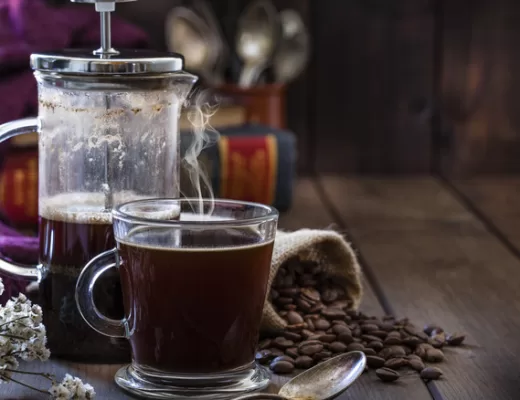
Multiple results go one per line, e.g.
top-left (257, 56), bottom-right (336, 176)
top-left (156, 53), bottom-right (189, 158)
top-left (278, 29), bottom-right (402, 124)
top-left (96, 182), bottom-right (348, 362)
top-left (0, 316), bottom-right (30, 329)
top-left (8, 376), bottom-right (49, 394)
top-left (4, 369), bottom-right (55, 381)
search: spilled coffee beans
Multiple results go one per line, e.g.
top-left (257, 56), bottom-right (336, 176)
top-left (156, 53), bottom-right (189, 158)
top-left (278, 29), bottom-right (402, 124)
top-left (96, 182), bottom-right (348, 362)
top-left (257, 257), bottom-right (466, 384)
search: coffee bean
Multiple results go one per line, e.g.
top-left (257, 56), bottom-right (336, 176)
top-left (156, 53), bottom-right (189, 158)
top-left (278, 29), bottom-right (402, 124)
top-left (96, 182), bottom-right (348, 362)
top-left (389, 346), bottom-right (407, 358)
top-left (321, 308), bottom-right (347, 320)
top-left (273, 337), bottom-right (294, 349)
top-left (303, 318), bottom-right (315, 332)
top-left (299, 342), bottom-right (324, 356)
top-left (363, 348), bottom-right (377, 356)
top-left (404, 324), bottom-right (420, 336)
top-left (287, 311), bottom-right (304, 325)
top-left (301, 278), bottom-right (318, 287)
top-left (315, 319), bottom-right (331, 331)
top-left (420, 367), bottom-right (443, 380)
top-left (387, 330), bottom-right (401, 338)
top-left (384, 357), bottom-right (408, 370)
top-left (426, 348), bottom-right (445, 362)
top-left (319, 334), bottom-right (337, 343)
top-left (384, 337), bottom-right (402, 346)
top-left (301, 329), bottom-right (314, 339)
top-left (270, 358), bottom-right (295, 374)
top-left (352, 326), bottom-right (362, 337)
top-left (330, 299), bottom-right (350, 309)
top-left (402, 336), bottom-right (422, 348)
top-left (271, 289), bottom-right (279, 300)
top-left (301, 288), bottom-right (321, 303)
top-left (283, 331), bottom-right (302, 341)
top-left (258, 339), bottom-right (272, 350)
top-left (269, 348), bottom-right (285, 357)
top-left (307, 314), bottom-right (321, 321)
top-left (337, 332), bottom-right (354, 345)
top-left (283, 304), bottom-right (298, 311)
top-left (309, 303), bottom-right (325, 314)
top-left (332, 324), bottom-right (351, 335)
top-left (366, 355), bottom-right (385, 368)
top-left (331, 319), bottom-right (348, 326)
top-left (424, 324), bottom-right (443, 336)
top-left (347, 343), bottom-right (365, 352)
top-left (416, 331), bottom-right (430, 341)
top-left (361, 323), bottom-right (379, 333)
top-left (294, 355), bottom-right (314, 369)
top-left (255, 350), bottom-right (274, 364)
top-left (446, 332), bottom-right (466, 346)
top-left (371, 330), bottom-right (388, 339)
top-left (378, 322), bottom-right (394, 332)
top-left (361, 334), bottom-right (381, 343)
top-left (367, 341), bottom-right (384, 351)
top-left (321, 288), bottom-right (339, 304)
top-left (296, 298), bottom-right (312, 312)
top-left (379, 347), bottom-right (393, 360)
top-left (313, 350), bottom-right (332, 361)
top-left (407, 354), bottom-right (422, 362)
top-left (277, 297), bottom-right (293, 305)
top-left (286, 347), bottom-right (299, 358)
top-left (278, 287), bottom-right (300, 297)
top-left (429, 332), bottom-right (446, 349)
top-left (376, 367), bottom-right (400, 382)
top-left (329, 341), bottom-right (348, 353)
top-left (409, 359), bottom-right (425, 372)
top-left (308, 334), bottom-right (323, 341)
top-left (287, 323), bottom-right (307, 332)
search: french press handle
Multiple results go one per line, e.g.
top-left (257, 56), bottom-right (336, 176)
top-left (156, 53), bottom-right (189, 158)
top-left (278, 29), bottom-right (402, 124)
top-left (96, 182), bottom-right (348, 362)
top-left (0, 118), bottom-right (41, 281)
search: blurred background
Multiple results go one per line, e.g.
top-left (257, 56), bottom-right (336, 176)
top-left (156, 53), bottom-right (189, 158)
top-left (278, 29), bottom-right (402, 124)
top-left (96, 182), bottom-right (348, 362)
top-left (1, 0), bottom-right (520, 226)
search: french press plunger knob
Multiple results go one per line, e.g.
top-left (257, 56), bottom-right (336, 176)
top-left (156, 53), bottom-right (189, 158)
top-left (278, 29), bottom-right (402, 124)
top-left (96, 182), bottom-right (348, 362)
top-left (71, 0), bottom-right (138, 56)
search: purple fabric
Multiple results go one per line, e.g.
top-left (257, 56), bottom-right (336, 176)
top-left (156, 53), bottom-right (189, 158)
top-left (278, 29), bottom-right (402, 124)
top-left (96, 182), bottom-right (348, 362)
top-left (0, 0), bottom-right (151, 303)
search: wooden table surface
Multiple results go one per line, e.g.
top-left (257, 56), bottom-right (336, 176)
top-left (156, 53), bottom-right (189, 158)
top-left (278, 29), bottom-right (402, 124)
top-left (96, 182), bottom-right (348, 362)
top-left (3, 176), bottom-right (520, 400)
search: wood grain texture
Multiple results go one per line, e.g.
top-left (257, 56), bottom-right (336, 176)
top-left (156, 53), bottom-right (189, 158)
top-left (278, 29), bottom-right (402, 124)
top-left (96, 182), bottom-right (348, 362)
top-left (312, 0), bottom-right (434, 174)
top-left (0, 179), bottom-right (431, 399)
top-left (439, 0), bottom-right (520, 176)
top-left (451, 177), bottom-right (520, 251)
top-left (320, 176), bottom-right (520, 400)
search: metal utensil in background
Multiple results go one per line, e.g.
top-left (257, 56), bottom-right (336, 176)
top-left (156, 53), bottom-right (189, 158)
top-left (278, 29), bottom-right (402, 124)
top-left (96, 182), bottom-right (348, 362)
top-left (165, 6), bottom-right (219, 85)
top-left (273, 9), bottom-right (310, 84)
top-left (236, 0), bottom-right (279, 88)
top-left (234, 351), bottom-right (367, 400)
top-left (192, 0), bottom-right (229, 85)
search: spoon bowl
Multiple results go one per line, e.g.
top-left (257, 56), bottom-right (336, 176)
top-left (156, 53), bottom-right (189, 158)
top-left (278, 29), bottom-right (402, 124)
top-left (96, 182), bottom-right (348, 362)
top-left (235, 351), bottom-right (366, 400)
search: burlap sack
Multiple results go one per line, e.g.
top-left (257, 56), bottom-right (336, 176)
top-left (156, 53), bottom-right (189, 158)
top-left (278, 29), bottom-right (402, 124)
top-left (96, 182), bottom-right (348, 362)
top-left (261, 229), bottom-right (363, 332)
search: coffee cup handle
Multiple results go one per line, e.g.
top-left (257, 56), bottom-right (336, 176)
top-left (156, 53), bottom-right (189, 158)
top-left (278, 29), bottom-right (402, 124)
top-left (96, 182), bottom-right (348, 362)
top-left (75, 248), bottom-right (127, 339)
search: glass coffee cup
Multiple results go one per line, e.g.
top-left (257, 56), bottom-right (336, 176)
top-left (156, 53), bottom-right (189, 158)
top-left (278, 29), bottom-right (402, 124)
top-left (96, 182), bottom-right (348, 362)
top-left (75, 198), bottom-right (279, 399)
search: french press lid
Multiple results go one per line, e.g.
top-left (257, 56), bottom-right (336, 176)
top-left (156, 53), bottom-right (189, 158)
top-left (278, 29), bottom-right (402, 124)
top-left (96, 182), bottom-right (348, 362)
top-left (30, 0), bottom-right (184, 75)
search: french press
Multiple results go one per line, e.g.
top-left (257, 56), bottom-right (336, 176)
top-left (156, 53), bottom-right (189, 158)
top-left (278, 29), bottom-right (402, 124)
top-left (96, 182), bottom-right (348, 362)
top-left (0, 0), bottom-right (197, 362)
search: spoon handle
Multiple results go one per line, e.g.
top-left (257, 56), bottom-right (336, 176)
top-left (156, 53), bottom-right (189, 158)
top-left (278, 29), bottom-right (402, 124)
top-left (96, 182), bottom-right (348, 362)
top-left (238, 63), bottom-right (264, 88)
top-left (233, 394), bottom-right (289, 400)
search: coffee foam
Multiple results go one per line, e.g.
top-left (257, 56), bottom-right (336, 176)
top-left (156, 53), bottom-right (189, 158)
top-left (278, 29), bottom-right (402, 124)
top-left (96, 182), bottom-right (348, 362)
top-left (39, 192), bottom-right (161, 224)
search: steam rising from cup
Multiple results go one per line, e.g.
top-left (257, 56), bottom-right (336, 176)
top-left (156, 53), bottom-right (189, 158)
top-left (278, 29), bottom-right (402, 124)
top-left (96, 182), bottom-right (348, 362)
top-left (181, 89), bottom-right (219, 217)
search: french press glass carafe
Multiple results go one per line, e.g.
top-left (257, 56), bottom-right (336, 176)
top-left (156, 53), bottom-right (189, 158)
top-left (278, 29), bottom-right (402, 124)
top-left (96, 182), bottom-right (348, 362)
top-left (0, 0), bottom-right (197, 362)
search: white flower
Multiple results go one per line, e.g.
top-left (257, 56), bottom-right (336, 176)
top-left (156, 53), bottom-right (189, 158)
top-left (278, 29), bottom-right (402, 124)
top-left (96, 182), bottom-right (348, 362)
top-left (49, 374), bottom-right (96, 399)
top-left (0, 278), bottom-right (4, 296)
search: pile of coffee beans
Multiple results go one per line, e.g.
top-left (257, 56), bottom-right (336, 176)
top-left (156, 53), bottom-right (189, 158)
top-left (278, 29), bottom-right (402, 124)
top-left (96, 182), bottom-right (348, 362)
top-left (257, 259), bottom-right (465, 383)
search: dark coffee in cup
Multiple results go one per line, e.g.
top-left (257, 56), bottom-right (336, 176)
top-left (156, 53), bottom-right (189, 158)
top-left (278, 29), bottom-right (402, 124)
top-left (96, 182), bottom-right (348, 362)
top-left (118, 228), bottom-right (274, 373)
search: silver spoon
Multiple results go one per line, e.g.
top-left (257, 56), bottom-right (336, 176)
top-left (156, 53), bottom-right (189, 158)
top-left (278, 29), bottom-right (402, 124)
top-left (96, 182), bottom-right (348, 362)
top-left (273, 9), bottom-right (310, 84)
top-left (235, 351), bottom-right (366, 400)
top-left (165, 6), bottom-right (219, 85)
top-left (236, 0), bottom-right (279, 88)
